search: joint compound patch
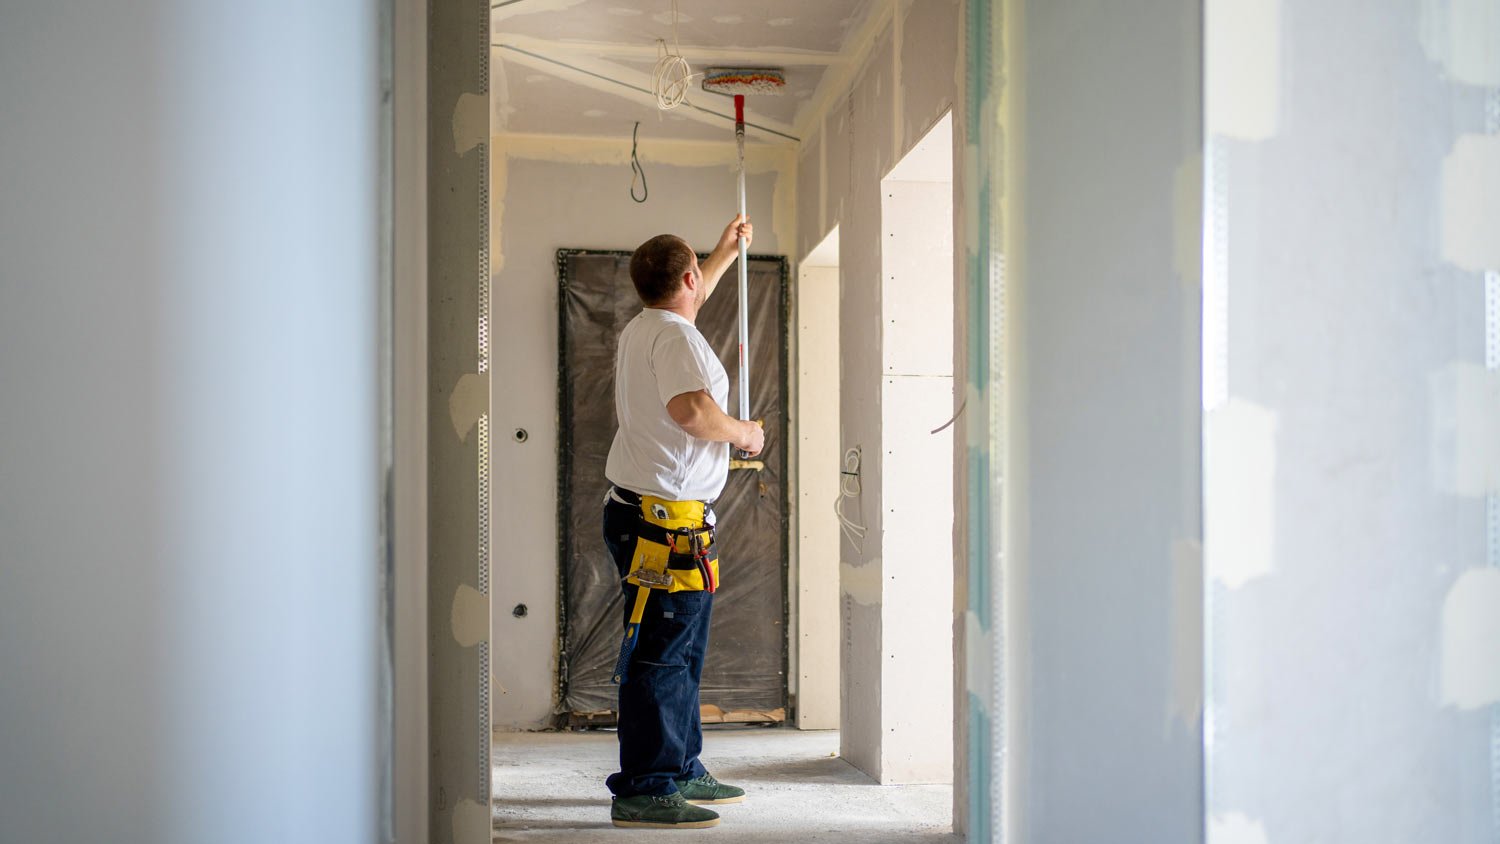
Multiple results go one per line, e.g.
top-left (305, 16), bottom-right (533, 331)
top-left (451, 797), bottom-right (489, 844)
top-left (1419, 0), bottom-right (1500, 87)
top-left (1206, 0), bottom-right (1281, 140)
top-left (451, 92), bottom-right (487, 156)
top-left (1209, 812), bottom-right (1270, 844)
top-left (1205, 398), bottom-right (1278, 588)
top-left (964, 609), bottom-right (993, 703)
top-left (1440, 568), bottom-right (1500, 709)
top-left (1440, 134), bottom-right (1500, 272)
top-left (841, 558), bottom-right (882, 606)
top-left (1429, 362), bottom-right (1500, 496)
top-left (1174, 153), bottom-right (1204, 286)
top-left (448, 372), bottom-right (490, 443)
top-left (451, 583), bottom-right (488, 648)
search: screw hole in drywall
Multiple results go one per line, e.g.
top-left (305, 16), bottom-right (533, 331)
top-left (512, 604), bottom-right (528, 618)
top-left (513, 428), bottom-right (529, 443)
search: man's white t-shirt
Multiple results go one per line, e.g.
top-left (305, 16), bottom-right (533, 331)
top-left (605, 308), bottom-right (731, 502)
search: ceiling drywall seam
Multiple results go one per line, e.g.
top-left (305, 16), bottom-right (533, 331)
top-left (498, 32), bottom-right (845, 66)
top-left (491, 44), bottom-right (799, 143)
top-left (792, 0), bottom-right (898, 141)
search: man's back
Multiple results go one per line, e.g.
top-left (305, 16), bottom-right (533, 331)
top-left (605, 308), bottom-right (730, 502)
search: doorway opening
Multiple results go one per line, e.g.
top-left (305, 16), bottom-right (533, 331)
top-left (793, 226), bottom-right (842, 731)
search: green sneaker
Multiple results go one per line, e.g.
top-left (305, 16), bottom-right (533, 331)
top-left (674, 772), bottom-right (746, 805)
top-left (610, 792), bottom-right (721, 829)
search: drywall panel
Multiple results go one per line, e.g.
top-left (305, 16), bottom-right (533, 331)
top-left (797, 132), bottom-right (823, 264)
top-left (1005, 0), bottom-right (1204, 841)
top-left (490, 145), bottom-right (788, 728)
top-left (0, 4), bottom-right (382, 842)
top-left (897, 0), bottom-right (961, 153)
top-left (881, 374), bottom-right (956, 784)
top-left (428, 2), bottom-right (491, 841)
top-left (883, 179), bottom-right (956, 378)
top-left (1205, 4), bottom-right (1499, 841)
top-left (779, 0), bottom-right (960, 789)
top-left (824, 107), bottom-right (854, 254)
top-left (796, 263), bottom-right (842, 730)
top-left (394, 0), bottom-right (430, 841)
top-left (837, 23), bottom-right (896, 777)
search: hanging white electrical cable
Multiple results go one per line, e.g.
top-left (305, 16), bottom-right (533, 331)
top-left (651, 0), bottom-right (694, 110)
top-left (834, 447), bottom-right (867, 553)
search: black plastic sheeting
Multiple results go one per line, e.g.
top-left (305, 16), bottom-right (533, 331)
top-left (557, 250), bottom-right (789, 720)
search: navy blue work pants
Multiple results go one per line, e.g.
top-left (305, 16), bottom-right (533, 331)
top-left (602, 497), bottom-right (714, 797)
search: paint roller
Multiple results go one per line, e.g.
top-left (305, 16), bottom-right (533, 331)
top-left (701, 68), bottom-right (785, 446)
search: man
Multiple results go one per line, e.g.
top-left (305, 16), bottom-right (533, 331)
top-left (602, 215), bottom-right (765, 830)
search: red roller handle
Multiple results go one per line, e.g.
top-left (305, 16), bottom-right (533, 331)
top-left (734, 94), bottom-right (744, 129)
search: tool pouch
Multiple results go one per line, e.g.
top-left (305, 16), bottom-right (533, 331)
top-left (626, 495), bottom-right (719, 593)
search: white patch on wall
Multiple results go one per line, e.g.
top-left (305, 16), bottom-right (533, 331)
top-left (769, 17), bottom-right (796, 26)
top-left (1429, 362), bottom-right (1500, 496)
top-left (448, 372), bottom-right (490, 443)
top-left (1419, 0), bottom-right (1500, 87)
top-left (451, 583), bottom-right (489, 648)
top-left (1439, 568), bottom-right (1500, 708)
top-left (712, 14), bottom-right (743, 24)
top-left (450, 797), bottom-right (489, 844)
top-left (1206, 0), bottom-right (1281, 140)
top-left (841, 558), bottom-right (883, 606)
top-left (1440, 134), bottom-right (1500, 272)
top-left (651, 10), bottom-right (690, 24)
top-left (1205, 398), bottom-right (1278, 588)
top-left (1209, 812), bottom-right (1271, 844)
top-left (583, 109), bottom-right (608, 118)
top-left (1174, 152), bottom-right (1205, 286)
top-left (451, 92), bottom-right (487, 155)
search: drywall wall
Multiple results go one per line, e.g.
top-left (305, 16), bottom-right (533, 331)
top-left (394, 0), bottom-right (430, 841)
top-left (880, 174), bottom-right (955, 784)
top-left (795, 258), bottom-right (842, 730)
top-left (428, 2), bottom-right (491, 842)
top-left (1204, 2), bottom-right (1500, 840)
top-left (0, 3), bottom-right (382, 842)
top-left (791, 0), bottom-right (961, 785)
top-left (489, 133), bottom-right (792, 728)
top-left (1000, 0), bottom-right (1204, 840)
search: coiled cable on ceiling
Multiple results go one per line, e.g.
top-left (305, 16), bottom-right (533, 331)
top-left (650, 0), bottom-right (694, 110)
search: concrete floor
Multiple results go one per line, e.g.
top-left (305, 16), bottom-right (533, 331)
top-left (492, 727), bottom-right (958, 842)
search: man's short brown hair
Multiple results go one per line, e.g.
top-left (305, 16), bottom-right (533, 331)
top-left (629, 234), bottom-right (694, 305)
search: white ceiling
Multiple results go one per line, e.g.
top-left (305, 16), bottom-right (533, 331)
top-left (491, 0), bottom-right (877, 144)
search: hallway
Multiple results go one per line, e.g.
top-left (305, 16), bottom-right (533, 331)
top-left (491, 728), bottom-right (957, 842)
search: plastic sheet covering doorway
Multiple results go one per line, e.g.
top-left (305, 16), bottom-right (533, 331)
top-left (556, 249), bottom-right (789, 723)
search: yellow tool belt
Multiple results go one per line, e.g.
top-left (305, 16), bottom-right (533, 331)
top-left (625, 495), bottom-right (719, 593)
top-left (612, 492), bottom-right (719, 684)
